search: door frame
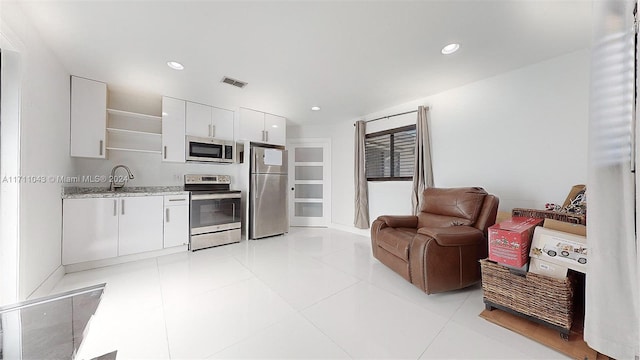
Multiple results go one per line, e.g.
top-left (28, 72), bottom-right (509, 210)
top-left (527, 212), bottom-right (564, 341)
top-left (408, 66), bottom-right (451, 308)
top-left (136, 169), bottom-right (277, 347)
top-left (287, 138), bottom-right (331, 227)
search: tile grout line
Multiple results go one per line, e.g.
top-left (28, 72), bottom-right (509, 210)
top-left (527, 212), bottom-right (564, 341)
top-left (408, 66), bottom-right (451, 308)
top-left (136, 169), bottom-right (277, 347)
top-left (414, 287), bottom-right (475, 359)
top-left (296, 314), bottom-right (356, 359)
top-left (203, 248), bottom-right (300, 359)
top-left (297, 278), bottom-right (363, 312)
top-left (156, 256), bottom-right (174, 359)
top-left (298, 297), bottom-right (358, 360)
top-left (224, 235), bottom-right (359, 359)
top-left (415, 319), bottom-right (448, 360)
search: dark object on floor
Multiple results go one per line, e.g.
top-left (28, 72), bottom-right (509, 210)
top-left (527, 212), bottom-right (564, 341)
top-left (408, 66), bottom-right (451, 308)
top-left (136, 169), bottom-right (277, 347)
top-left (371, 187), bottom-right (499, 294)
top-left (479, 306), bottom-right (599, 359)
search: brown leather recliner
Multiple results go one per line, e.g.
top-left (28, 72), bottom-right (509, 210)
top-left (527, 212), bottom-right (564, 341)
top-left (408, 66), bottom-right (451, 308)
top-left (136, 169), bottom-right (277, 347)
top-left (371, 187), bottom-right (499, 294)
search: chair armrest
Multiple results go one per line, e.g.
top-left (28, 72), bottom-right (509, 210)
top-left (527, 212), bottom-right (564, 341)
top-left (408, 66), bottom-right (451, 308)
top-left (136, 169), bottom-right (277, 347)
top-left (417, 226), bottom-right (484, 246)
top-left (377, 215), bottom-right (418, 229)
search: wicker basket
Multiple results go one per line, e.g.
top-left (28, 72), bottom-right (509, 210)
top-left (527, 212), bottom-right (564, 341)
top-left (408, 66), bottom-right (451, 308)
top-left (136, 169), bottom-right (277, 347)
top-left (480, 259), bottom-right (575, 330)
top-left (512, 208), bottom-right (586, 225)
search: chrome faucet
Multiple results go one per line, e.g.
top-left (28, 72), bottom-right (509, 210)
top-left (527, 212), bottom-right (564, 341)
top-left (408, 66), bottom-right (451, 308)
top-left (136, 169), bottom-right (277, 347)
top-left (109, 164), bottom-right (135, 191)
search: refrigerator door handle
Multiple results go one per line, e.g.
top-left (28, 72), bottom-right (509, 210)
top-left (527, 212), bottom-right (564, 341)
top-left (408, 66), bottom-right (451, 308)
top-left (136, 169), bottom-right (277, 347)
top-left (253, 178), bottom-right (258, 199)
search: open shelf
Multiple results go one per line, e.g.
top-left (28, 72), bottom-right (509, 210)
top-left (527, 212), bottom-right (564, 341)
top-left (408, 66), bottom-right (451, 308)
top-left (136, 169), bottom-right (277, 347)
top-left (107, 127), bottom-right (161, 137)
top-left (106, 147), bottom-right (162, 154)
top-left (107, 128), bottom-right (161, 154)
top-left (107, 108), bottom-right (161, 121)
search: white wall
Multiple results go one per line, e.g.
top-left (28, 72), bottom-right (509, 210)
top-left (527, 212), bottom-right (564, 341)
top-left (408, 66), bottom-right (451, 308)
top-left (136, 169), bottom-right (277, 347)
top-left (291, 49), bottom-right (590, 229)
top-left (0, 45), bottom-right (23, 306)
top-left (0, 2), bottom-right (76, 299)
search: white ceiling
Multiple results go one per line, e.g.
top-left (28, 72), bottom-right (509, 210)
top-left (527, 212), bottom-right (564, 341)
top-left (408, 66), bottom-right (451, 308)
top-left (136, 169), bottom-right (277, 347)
top-left (17, 1), bottom-right (592, 125)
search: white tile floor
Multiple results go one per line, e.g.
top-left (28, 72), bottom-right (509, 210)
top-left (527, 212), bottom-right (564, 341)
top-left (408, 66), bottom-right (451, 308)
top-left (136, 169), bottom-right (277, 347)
top-left (51, 227), bottom-right (569, 359)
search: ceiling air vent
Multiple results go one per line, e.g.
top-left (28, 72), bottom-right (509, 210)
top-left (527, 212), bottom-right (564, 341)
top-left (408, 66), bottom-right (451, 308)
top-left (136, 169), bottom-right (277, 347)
top-left (221, 76), bottom-right (247, 89)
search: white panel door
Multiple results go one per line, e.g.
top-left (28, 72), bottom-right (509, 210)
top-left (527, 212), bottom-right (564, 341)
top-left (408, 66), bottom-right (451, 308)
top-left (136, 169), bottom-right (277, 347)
top-left (118, 196), bottom-right (163, 256)
top-left (238, 108), bottom-right (265, 142)
top-left (161, 97), bottom-right (186, 162)
top-left (70, 76), bottom-right (107, 158)
top-left (62, 198), bottom-right (118, 264)
top-left (211, 107), bottom-right (235, 140)
top-left (264, 113), bottom-right (286, 146)
top-left (287, 139), bottom-right (331, 227)
top-left (185, 101), bottom-right (213, 138)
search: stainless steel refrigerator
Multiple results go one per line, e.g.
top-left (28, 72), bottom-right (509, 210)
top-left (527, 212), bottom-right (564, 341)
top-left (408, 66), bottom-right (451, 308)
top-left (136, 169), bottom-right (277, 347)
top-left (250, 145), bottom-right (288, 239)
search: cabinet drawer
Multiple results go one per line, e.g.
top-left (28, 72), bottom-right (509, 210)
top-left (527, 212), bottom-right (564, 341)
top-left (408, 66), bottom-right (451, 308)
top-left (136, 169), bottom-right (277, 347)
top-left (164, 194), bottom-right (189, 206)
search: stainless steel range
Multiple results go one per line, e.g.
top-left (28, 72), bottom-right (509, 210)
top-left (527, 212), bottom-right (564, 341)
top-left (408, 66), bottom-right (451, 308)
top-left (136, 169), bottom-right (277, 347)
top-left (185, 174), bottom-right (241, 251)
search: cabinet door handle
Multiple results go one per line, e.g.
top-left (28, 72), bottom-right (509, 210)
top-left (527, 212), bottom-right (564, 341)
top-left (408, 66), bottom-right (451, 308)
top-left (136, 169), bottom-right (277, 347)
top-left (164, 146), bottom-right (167, 160)
top-left (113, 200), bottom-right (117, 216)
top-left (261, 130), bottom-right (265, 141)
top-left (208, 124), bottom-right (212, 137)
top-left (166, 208), bottom-right (170, 223)
top-left (121, 199), bottom-right (125, 215)
top-left (99, 140), bottom-right (104, 156)
top-left (265, 131), bottom-right (269, 142)
top-left (211, 125), bottom-right (216, 138)
top-left (168, 198), bottom-right (186, 202)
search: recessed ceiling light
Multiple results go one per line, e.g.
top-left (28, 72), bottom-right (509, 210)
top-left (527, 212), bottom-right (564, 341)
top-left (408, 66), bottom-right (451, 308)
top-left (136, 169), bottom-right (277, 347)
top-left (167, 61), bottom-right (184, 70)
top-left (441, 43), bottom-right (460, 55)
top-left (311, 106), bottom-right (321, 111)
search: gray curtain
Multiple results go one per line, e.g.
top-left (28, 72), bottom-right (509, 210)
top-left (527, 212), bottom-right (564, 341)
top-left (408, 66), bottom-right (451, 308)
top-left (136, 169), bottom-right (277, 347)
top-left (584, 1), bottom-right (639, 358)
top-left (354, 120), bottom-right (370, 228)
top-left (411, 106), bottom-right (434, 215)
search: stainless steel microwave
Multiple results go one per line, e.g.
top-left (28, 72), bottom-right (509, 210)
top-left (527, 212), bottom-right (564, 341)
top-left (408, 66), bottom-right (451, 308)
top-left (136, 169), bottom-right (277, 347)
top-left (186, 136), bottom-right (234, 164)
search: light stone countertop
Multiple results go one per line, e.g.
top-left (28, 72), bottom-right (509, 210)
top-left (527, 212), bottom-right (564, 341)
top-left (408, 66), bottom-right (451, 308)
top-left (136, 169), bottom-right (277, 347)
top-left (62, 186), bottom-right (188, 199)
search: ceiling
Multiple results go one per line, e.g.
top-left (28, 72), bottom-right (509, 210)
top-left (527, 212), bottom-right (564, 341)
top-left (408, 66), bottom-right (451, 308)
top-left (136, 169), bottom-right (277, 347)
top-left (16, 1), bottom-right (593, 125)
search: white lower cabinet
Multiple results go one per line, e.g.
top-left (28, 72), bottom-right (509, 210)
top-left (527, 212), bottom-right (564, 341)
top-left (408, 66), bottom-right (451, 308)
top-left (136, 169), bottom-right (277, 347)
top-left (63, 198), bottom-right (119, 265)
top-left (163, 194), bottom-right (190, 248)
top-left (117, 196), bottom-right (164, 256)
top-left (63, 195), bottom-right (166, 265)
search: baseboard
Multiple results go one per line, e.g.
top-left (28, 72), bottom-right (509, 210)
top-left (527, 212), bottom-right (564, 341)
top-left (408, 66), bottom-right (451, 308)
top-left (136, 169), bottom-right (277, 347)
top-left (27, 265), bottom-right (65, 300)
top-left (329, 223), bottom-right (370, 237)
top-left (64, 245), bottom-right (188, 273)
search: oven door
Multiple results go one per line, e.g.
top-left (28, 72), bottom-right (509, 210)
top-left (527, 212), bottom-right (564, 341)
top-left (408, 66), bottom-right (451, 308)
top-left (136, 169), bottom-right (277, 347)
top-left (190, 193), bottom-right (241, 235)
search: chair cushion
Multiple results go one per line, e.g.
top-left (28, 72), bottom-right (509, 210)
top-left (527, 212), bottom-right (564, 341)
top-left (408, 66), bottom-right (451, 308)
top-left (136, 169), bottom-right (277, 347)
top-left (418, 213), bottom-right (474, 228)
top-left (376, 227), bottom-right (415, 261)
top-left (419, 187), bottom-right (487, 227)
top-left (417, 226), bottom-right (484, 246)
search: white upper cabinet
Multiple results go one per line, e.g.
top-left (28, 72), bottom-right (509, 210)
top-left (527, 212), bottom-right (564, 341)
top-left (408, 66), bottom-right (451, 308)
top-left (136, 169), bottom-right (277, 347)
top-left (238, 108), bottom-right (286, 146)
top-left (264, 113), bottom-right (286, 146)
top-left (70, 76), bottom-right (107, 158)
top-left (238, 108), bottom-right (265, 142)
top-left (186, 101), bottom-right (234, 140)
top-left (185, 101), bottom-right (212, 138)
top-left (211, 107), bottom-right (235, 141)
top-left (162, 97), bottom-right (186, 163)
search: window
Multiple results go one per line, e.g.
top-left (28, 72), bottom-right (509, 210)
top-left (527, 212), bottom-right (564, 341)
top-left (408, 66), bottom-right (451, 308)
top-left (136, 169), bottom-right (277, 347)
top-left (365, 124), bottom-right (416, 181)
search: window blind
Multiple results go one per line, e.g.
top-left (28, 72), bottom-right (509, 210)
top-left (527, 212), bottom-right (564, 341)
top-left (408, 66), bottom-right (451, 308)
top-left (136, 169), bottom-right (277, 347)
top-left (365, 124), bottom-right (416, 181)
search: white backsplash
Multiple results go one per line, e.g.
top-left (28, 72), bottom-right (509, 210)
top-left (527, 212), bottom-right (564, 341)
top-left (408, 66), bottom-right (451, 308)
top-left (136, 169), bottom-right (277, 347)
top-left (72, 150), bottom-right (241, 188)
